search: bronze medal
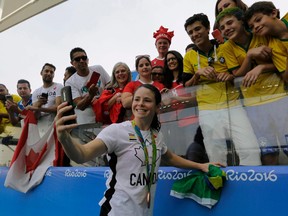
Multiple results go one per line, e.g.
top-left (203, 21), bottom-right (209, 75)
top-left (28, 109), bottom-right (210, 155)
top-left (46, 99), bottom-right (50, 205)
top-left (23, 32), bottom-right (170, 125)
top-left (146, 191), bottom-right (151, 208)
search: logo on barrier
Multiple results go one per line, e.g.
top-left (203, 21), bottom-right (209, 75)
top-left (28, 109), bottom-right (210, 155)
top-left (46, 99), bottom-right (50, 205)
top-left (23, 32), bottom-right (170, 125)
top-left (45, 169), bottom-right (52, 176)
top-left (158, 169), bottom-right (194, 180)
top-left (104, 170), bottom-right (110, 178)
top-left (102, 168), bottom-right (278, 183)
top-left (65, 169), bottom-right (87, 178)
top-left (226, 169), bottom-right (277, 182)
top-left (102, 169), bottom-right (196, 182)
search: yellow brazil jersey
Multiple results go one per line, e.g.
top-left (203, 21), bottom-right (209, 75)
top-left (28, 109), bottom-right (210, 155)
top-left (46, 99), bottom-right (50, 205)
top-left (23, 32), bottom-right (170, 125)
top-left (0, 94), bottom-right (21, 133)
top-left (183, 42), bottom-right (240, 110)
top-left (269, 12), bottom-right (288, 74)
top-left (280, 12), bottom-right (288, 48)
top-left (269, 37), bottom-right (287, 73)
top-left (281, 39), bottom-right (288, 51)
top-left (222, 33), bottom-right (286, 106)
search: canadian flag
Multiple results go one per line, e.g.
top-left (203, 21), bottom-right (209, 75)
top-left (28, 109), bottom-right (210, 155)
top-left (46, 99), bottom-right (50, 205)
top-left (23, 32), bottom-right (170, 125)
top-left (4, 110), bottom-right (65, 193)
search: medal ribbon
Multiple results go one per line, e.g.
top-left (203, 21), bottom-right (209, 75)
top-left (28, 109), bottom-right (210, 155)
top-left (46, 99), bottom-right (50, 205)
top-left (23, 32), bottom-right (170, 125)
top-left (131, 120), bottom-right (157, 196)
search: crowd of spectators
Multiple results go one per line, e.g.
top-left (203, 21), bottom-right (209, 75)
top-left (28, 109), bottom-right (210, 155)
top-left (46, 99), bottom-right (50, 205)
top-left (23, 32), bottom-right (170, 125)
top-left (1, 0), bottom-right (288, 166)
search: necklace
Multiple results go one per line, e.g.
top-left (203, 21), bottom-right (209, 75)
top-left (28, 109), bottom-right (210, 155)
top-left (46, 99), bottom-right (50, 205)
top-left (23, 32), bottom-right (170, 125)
top-left (131, 120), bottom-right (157, 208)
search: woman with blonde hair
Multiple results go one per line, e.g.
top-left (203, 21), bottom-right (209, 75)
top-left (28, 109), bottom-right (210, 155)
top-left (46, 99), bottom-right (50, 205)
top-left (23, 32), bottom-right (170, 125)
top-left (93, 62), bottom-right (131, 124)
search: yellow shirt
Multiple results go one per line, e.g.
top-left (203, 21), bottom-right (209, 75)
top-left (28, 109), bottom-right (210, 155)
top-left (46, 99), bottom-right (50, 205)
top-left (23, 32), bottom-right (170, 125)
top-left (183, 43), bottom-right (240, 110)
top-left (268, 12), bottom-right (288, 76)
top-left (269, 37), bottom-right (287, 73)
top-left (280, 12), bottom-right (288, 50)
top-left (0, 94), bottom-right (21, 133)
top-left (222, 33), bottom-right (286, 106)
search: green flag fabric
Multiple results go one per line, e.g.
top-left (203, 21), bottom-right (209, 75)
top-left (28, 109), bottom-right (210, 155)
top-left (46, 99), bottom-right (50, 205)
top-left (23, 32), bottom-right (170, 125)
top-left (170, 165), bottom-right (226, 208)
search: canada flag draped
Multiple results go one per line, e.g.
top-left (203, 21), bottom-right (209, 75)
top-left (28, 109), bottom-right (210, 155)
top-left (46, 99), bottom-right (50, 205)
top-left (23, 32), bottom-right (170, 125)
top-left (4, 110), bottom-right (64, 193)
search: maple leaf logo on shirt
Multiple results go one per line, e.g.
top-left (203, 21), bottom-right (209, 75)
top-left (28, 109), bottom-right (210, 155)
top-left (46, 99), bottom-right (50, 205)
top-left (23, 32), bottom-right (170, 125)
top-left (133, 139), bottom-right (160, 166)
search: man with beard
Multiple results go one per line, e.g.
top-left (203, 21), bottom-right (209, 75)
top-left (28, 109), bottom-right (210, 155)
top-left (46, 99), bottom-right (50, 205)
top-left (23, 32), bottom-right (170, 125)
top-left (65, 47), bottom-right (111, 124)
top-left (6, 79), bottom-right (33, 126)
top-left (30, 63), bottom-right (63, 137)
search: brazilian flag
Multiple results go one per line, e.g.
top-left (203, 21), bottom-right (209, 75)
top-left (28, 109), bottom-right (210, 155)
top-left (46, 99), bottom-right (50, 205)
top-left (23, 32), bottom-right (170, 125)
top-left (170, 165), bottom-right (226, 208)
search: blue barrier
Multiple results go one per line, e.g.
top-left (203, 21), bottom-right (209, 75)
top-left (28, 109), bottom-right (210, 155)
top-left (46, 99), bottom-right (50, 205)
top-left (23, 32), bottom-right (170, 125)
top-left (0, 166), bottom-right (286, 215)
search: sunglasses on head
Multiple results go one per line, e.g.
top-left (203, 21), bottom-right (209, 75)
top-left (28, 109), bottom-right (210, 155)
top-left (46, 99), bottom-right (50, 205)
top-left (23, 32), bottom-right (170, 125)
top-left (135, 54), bottom-right (150, 60)
top-left (73, 56), bottom-right (88, 62)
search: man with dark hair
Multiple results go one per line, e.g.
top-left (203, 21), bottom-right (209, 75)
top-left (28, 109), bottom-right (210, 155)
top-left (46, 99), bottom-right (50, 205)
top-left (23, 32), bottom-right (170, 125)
top-left (29, 63), bottom-right (63, 136)
top-left (6, 79), bottom-right (32, 126)
top-left (65, 47), bottom-right (110, 124)
top-left (185, 43), bottom-right (195, 53)
top-left (151, 65), bottom-right (164, 84)
top-left (63, 66), bottom-right (76, 85)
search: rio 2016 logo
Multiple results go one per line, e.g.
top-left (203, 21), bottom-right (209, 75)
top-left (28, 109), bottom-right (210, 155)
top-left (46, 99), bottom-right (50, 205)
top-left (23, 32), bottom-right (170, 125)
top-left (226, 169), bottom-right (277, 182)
top-left (103, 169), bottom-right (278, 182)
top-left (64, 169), bottom-right (87, 178)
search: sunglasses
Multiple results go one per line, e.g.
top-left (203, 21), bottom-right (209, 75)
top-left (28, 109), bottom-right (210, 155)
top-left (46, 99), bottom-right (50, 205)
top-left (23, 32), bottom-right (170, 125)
top-left (152, 72), bottom-right (164, 76)
top-left (73, 56), bottom-right (88, 62)
top-left (167, 57), bottom-right (177, 62)
top-left (208, 57), bottom-right (215, 66)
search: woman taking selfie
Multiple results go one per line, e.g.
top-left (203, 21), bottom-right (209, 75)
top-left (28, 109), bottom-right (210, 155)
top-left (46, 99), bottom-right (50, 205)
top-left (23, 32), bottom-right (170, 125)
top-left (55, 84), bottom-right (223, 216)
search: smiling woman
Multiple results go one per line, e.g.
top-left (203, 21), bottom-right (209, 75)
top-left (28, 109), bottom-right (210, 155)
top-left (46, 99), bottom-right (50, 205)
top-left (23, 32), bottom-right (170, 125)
top-left (55, 83), bottom-right (223, 215)
top-left (121, 55), bottom-right (165, 110)
top-left (93, 62), bottom-right (132, 124)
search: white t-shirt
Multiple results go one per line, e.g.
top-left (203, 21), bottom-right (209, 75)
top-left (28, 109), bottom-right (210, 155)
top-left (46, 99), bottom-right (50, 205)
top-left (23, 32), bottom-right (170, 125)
top-left (32, 82), bottom-right (63, 136)
top-left (97, 121), bottom-right (168, 216)
top-left (65, 65), bottom-right (111, 124)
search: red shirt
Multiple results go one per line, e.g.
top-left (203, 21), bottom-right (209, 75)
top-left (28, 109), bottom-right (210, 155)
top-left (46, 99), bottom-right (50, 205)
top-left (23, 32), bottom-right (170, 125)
top-left (151, 58), bottom-right (164, 68)
top-left (123, 80), bottom-right (164, 93)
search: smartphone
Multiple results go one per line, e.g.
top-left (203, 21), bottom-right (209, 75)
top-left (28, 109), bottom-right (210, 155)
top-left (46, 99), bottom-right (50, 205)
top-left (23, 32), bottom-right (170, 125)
top-left (41, 92), bottom-right (49, 99)
top-left (212, 29), bottom-right (224, 44)
top-left (5, 95), bottom-right (13, 101)
top-left (61, 86), bottom-right (77, 125)
top-left (86, 71), bottom-right (100, 88)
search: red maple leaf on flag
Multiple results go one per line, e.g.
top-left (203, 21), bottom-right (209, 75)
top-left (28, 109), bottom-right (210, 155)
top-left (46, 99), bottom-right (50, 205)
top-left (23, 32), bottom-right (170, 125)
top-left (25, 145), bottom-right (47, 173)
